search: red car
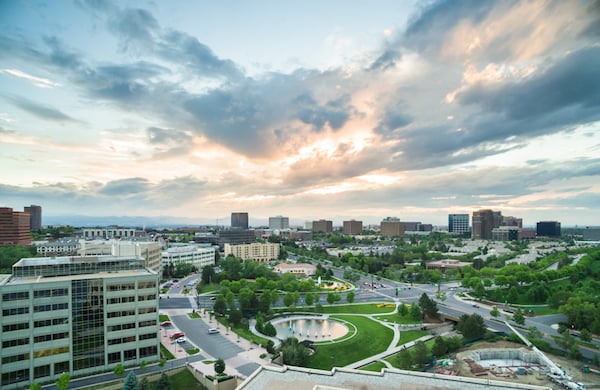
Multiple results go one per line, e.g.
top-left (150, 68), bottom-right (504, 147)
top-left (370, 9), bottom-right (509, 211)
top-left (161, 321), bottom-right (172, 327)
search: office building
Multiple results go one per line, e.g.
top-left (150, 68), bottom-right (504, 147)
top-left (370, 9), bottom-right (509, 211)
top-left (224, 242), bottom-right (280, 263)
top-left (502, 216), bottom-right (523, 228)
top-left (268, 215), bottom-right (289, 230)
top-left (112, 241), bottom-right (162, 274)
top-left (380, 217), bottom-right (404, 237)
top-left (312, 219), bottom-right (333, 233)
top-left (472, 209), bottom-right (502, 239)
top-left (231, 212), bottom-right (249, 229)
top-left (161, 245), bottom-right (216, 270)
top-left (0, 207), bottom-right (31, 246)
top-left (0, 256), bottom-right (160, 389)
top-left (218, 229), bottom-right (255, 249)
top-left (583, 227), bottom-right (600, 241)
top-left (82, 228), bottom-right (136, 239)
top-left (448, 214), bottom-right (470, 234)
top-left (536, 221), bottom-right (561, 237)
top-left (343, 220), bottom-right (363, 235)
top-left (274, 263), bottom-right (316, 277)
top-left (492, 226), bottom-right (521, 241)
top-left (24, 205), bottom-right (42, 232)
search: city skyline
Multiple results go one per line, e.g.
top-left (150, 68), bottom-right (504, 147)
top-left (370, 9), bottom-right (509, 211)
top-left (1, 1), bottom-right (599, 226)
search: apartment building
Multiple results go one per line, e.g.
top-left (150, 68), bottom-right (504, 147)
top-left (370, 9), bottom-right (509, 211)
top-left (343, 220), bottom-right (363, 235)
top-left (0, 256), bottom-right (160, 389)
top-left (312, 219), bottom-right (333, 233)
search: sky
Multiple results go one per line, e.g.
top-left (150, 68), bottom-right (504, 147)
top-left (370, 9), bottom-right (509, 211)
top-left (0, 0), bottom-right (599, 227)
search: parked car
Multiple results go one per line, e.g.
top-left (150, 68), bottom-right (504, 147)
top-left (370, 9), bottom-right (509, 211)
top-left (160, 321), bottom-right (172, 327)
top-left (175, 337), bottom-right (186, 343)
top-left (170, 332), bottom-right (185, 339)
top-left (207, 328), bottom-right (219, 334)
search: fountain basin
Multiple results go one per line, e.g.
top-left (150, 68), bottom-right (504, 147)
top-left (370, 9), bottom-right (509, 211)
top-left (272, 316), bottom-right (348, 341)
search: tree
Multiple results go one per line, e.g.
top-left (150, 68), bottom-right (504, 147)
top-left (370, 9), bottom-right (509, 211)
top-left (508, 286), bottom-right (519, 304)
top-left (56, 372), bottom-right (70, 390)
top-left (214, 358), bottom-right (226, 375)
top-left (278, 337), bottom-right (311, 366)
top-left (263, 322), bottom-right (277, 337)
top-left (456, 313), bottom-right (486, 339)
top-left (156, 373), bottom-right (171, 390)
top-left (122, 371), bottom-right (138, 390)
top-left (138, 377), bottom-right (150, 390)
top-left (213, 295), bottom-right (227, 316)
top-left (398, 303), bottom-right (408, 316)
top-left (418, 293), bottom-right (439, 319)
top-left (304, 292), bottom-right (314, 306)
top-left (346, 290), bottom-right (355, 304)
top-left (284, 292), bottom-right (296, 308)
top-left (513, 309), bottom-right (525, 326)
top-left (413, 341), bottom-right (429, 367)
top-left (410, 304), bottom-right (422, 321)
top-left (113, 363), bottom-right (125, 378)
top-left (202, 265), bottom-right (215, 285)
top-left (580, 329), bottom-right (592, 342)
top-left (490, 306), bottom-right (500, 318)
top-left (229, 309), bottom-right (242, 326)
top-left (29, 383), bottom-right (42, 390)
top-left (431, 336), bottom-right (448, 357)
top-left (397, 348), bottom-right (412, 369)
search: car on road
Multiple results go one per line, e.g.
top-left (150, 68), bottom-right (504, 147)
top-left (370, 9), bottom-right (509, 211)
top-left (170, 332), bottom-right (185, 340)
top-left (175, 337), bottom-right (186, 343)
top-left (160, 321), bottom-right (172, 327)
top-left (472, 304), bottom-right (480, 308)
top-left (207, 328), bottom-right (220, 334)
top-left (209, 296), bottom-right (216, 300)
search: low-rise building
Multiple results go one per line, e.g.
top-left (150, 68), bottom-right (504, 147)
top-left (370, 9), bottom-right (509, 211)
top-left (161, 245), bottom-right (216, 270)
top-left (35, 238), bottom-right (80, 256)
top-left (274, 263), bottom-right (316, 277)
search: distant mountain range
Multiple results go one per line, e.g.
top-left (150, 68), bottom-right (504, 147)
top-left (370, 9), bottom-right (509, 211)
top-left (43, 215), bottom-right (219, 228)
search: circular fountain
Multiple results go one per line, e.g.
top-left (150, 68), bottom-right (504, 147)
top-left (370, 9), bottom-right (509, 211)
top-left (272, 316), bottom-right (348, 341)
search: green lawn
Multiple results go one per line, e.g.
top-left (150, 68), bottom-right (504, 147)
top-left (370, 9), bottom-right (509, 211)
top-left (160, 369), bottom-right (206, 390)
top-left (305, 315), bottom-right (394, 370)
top-left (160, 344), bottom-right (175, 360)
top-left (359, 361), bottom-right (387, 372)
top-left (159, 314), bottom-right (170, 322)
top-left (374, 313), bottom-right (420, 324)
top-left (396, 330), bottom-right (429, 347)
top-left (385, 338), bottom-right (435, 369)
top-left (515, 305), bottom-right (559, 316)
top-left (275, 303), bottom-right (396, 315)
top-left (197, 282), bottom-right (220, 294)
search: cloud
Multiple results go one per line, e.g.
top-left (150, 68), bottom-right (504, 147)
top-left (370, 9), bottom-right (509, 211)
top-left (295, 93), bottom-right (354, 131)
top-left (108, 7), bottom-right (160, 51)
top-left (4, 95), bottom-right (78, 122)
top-left (0, 68), bottom-right (60, 88)
top-left (98, 177), bottom-right (151, 196)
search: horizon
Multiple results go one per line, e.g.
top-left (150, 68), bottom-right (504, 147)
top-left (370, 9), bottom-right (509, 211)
top-left (1, 1), bottom-right (599, 226)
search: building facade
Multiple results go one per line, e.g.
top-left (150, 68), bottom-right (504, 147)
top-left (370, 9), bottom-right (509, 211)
top-left (536, 221), bottom-right (561, 237)
top-left (312, 220), bottom-right (333, 233)
top-left (492, 226), bottom-right (521, 241)
top-left (268, 216), bottom-right (289, 230)
top-left (380, 220), bottom-right (404, 237)
top-left (0, 256), bottom-right (160, 389)
top-left (274, 263), bottom-right (316, 277)
top-left (224, 242), bottom-right (280, 262)
top-left (24, 205), bottom-right (42, 232)
top-left (472, 209), bottom-right (502, 239)
top-left (35, 239), bottom-right (80, 256)
top-left (231, 212), bottom-right (249, 229)
top-left (0, 207), bottom-right (31, 246)
top-left (82, 228), bottom-right (136, 239)
top-left (448, 214), bottom-right (470, 234)
top-left (343, 220), bottom-right (363, 235)
top-left (112, 241), bottom-right (162, 274)
top-left (161, 245), bottom-right (216, 270)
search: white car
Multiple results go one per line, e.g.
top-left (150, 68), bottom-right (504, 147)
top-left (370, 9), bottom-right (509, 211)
top-left (207, 328), bottom-right (219, 334)
top-left (175, 337), bottom-right (186, 343)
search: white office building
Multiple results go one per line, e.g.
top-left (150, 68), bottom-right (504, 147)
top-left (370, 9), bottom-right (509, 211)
top-left (0, 256), bottom-right (160, 389)
top-left (161, 245), bottom-right (216, 270)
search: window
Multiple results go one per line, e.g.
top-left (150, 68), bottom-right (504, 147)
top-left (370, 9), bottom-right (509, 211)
top-left (54, 361), bottom-right (69, 373)
top-left (139, 332), bottom-right (157, 340)
top-left (3, 322), bottom-right (29, 332)
top-left (34, 364), bottom-right (50, 379)
top-left (3, 307), bottom-right (29, 316)
top-left (3, 291), bottom-right (29, 301)
top-left (1, 368), bottom-right (29, 385)
top-left (108, 352), bottom-right (120, 364)
top-left (3, 338), bottom-right (29, 348)
top-left (2, 353), bottom-right (29, 364)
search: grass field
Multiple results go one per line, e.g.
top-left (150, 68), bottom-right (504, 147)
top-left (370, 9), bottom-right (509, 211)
top-left (374, 312), bottom-right (420, 324)
top-left (359, 361), bottom-right (387, 372)
top-left (395, 330), bottom-right (429, 347)
top-left (304, 315), bottom-right (393, 370)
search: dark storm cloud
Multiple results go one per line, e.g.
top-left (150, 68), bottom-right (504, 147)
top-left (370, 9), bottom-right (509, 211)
top-left (4, 95), bottom-right (78, 122)
top-left (456, 47), bottom-right (600, 121)
top-left (295, 93), bottom-right (354, 131)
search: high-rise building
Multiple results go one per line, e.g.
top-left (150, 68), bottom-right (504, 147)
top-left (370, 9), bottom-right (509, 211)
top-left (0, 256), bottom-right (160, 388)
top-left (0, 207), bottom-right (31, 246)
top-left (472, 209), bottom-right (502, 239)
top-left (231, 212), bottom-right (249, 229)
top-left (312, 219), bottom-right (333, 233)
top-left (380, 218), bottom-right (404, 237)
top-left (502, 216), bottom-right (523, 228)
top-left (269, 215), bottom-right (289, 230)
top-left (536, 221), bottom-right (561, 237)
top-left (448, 214), bottom-right (470, 234)
top-left (343, 220), bottom-right (363, 235)
top-left (24, 205), bottom-right (42, 232)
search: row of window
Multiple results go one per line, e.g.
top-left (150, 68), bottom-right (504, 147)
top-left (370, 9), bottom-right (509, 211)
top-left (108, 335), bottom-right (135, 345)
top-left (2, 338), bottom-right (28, 348)
top-left (34, 288), bottom-right (69, 298)
top-left (2, 353), bottom-right (28, 364)
top-left (3, 322), bottom-right (29, 332)
top-left (3, 307), bottom-right (28, 316)
top-left (33, 346), bottom-right (69, 359)
top-left (0, 361), bottom-right (69, 385)
top-left (108, 322), bottom-right (136, 332)
top-left (2, 291), bottom-right (29, 301)
top-left (107, 283), bottom-right (136, 291)
top-left (34, 332), bottom-right (69, 343)
top-left (34, 302), bottom-right (69, 312)
top-left (108, 296), bottom-right (135, 304)
top-left (35, 317), bottom-right (69, 328)
top-left (107, 306), bottom-right (156, 318)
